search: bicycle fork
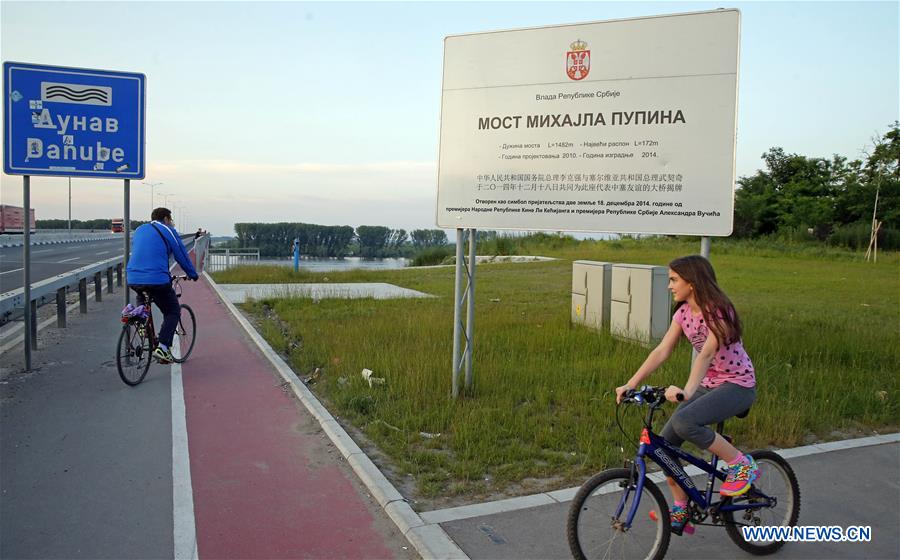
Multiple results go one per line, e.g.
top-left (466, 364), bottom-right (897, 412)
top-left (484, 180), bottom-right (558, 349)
top-left (613, 456), bottom-right (649, 531)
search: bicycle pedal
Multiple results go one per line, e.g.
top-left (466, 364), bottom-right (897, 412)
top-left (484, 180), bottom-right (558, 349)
top-left (670, 523), bottom-right (695, 536)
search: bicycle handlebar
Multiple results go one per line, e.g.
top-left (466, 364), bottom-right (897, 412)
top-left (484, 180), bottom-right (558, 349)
top-left (622, 385), bottom-right (684, 407)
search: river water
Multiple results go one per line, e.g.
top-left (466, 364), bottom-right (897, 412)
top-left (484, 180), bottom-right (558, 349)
top-left (208, 256), bottom-right (410, 273)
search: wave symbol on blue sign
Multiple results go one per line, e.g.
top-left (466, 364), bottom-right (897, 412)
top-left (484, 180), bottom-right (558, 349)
top-left (41, 82), bottom-right (112, 106)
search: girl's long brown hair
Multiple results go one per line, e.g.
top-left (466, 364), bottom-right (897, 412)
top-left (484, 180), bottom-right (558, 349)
top-left (669, 255), bottom-right (742, 347)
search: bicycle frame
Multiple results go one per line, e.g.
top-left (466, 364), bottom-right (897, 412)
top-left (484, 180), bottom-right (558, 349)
top-left (130, 275), bottom-right (185, 348)
top-left (618, 414), bottom-right (775, 530)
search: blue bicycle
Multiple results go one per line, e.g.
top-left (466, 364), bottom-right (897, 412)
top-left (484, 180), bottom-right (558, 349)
top-left (567, 385), bottom-right (800, 559)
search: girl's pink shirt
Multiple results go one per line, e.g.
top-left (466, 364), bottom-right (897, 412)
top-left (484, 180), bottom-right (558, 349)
top-left (674, 304), bottom-right (756, 389)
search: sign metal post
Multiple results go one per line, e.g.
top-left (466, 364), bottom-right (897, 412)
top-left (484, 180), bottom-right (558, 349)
top-left (23, 175), bottom-right (32, 369)
top-left (124, 179), bottom-right (131, 304)
top-left (451, 228), bottom-right (477, 398)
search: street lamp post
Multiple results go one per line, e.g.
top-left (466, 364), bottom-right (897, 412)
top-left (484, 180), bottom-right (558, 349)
top-left (177, 207), bottom-right (189, 232)
top-left (141, 181), bottom-right (164, 211)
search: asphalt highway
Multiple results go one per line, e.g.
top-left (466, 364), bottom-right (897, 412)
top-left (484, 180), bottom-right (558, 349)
top-left (0, 237), bottom-right (130, 294)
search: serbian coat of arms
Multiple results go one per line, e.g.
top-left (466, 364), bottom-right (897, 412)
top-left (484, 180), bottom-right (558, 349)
top-left (566, 39), bottom-right (590, 81)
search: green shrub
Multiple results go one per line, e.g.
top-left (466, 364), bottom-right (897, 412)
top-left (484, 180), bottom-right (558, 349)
top-left (411, 245), bottom-right (455, 266)
top-left (829, 221), bottom-right (899, 251)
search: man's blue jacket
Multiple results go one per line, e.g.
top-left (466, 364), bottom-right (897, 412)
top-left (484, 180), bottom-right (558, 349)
top-left (126, 221), bottom-right (199, 285)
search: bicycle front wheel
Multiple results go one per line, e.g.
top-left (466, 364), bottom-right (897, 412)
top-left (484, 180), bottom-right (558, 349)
top-left (724, 450), bottom-right (801, 555)
top-left (173, 303), bottom-right (196, 363)
top-left (568, 468), bottom-right (671, 560)
top-left (117, 322), bottom-right (151, 386)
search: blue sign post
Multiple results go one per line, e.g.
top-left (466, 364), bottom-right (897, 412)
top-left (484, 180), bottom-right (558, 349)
top-left (3, 61), bottom-right (146, 178)
top-left (3, 61), bottom-right (146, 371)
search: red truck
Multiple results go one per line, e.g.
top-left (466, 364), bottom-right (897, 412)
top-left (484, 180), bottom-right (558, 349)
top-left (111, 218), bottom-right (124, 233)
top-left (0, 205), bottom-right (36, 234)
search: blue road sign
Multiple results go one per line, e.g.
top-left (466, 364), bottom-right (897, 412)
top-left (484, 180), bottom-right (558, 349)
top-left (3, 62), bottom-right (146, 179)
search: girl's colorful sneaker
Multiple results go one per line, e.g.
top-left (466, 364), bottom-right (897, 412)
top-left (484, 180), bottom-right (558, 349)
top-left (649, 505), bottom-right (694, 536)
top-left (669, 503), bottom-right (694, 535)
top-left (720, 454), bottom-right (760, 497)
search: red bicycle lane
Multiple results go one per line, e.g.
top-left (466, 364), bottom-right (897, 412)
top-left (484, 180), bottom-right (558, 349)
top-left (177, 277), bottom-right (406, 559)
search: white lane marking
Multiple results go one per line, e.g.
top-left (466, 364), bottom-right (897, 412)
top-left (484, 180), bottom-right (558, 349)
top-left (171, 336), bottom-right (199, 560)
top-left (57, 257), bottom-right (79, 263)
top-left (0, 268), bottom-right (24, 275)
top-left (34, 249), bottom-right (53, 253)
top-left (96, 251), bottom-right (110, 255)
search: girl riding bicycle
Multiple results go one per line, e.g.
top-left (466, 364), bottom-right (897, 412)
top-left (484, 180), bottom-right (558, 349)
top-left (615, 255), bottom-right (759, 534)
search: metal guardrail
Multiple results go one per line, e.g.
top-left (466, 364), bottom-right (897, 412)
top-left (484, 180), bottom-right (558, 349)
top-left (0, 256), bottom-right (124, 327)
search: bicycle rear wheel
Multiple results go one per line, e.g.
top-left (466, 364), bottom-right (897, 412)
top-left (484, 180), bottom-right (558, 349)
top-left (568, 468), bottom-right (671, 560)
top-left (173, 303), bottom-right (196, 363)
top-left (117, 322), bottom-right (152, 386)
top-left (724, 450), bottom-right (801, 555)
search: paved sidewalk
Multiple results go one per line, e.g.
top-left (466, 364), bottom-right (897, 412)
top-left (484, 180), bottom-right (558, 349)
top-left (1, 285), bottom-right (175, 559)
top-left (433, 440), bottom-right (899, 560)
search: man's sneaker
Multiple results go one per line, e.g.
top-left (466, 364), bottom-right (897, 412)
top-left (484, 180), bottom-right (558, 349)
top-left (720, 454), bottom-right (760, 497)
top-left (153, 346), bottom-right (174, 364)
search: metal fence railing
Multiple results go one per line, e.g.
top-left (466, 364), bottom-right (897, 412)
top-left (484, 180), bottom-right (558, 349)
top-left (193, 234), bottom-right (210, 275)
top-left (206, 248), bottom-right (261, 272)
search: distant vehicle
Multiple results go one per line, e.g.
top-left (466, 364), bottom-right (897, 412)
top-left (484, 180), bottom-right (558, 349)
top-left (111, 218), bottom-right (124, 233)
top-left (0, 205), bottom-right (36, 234)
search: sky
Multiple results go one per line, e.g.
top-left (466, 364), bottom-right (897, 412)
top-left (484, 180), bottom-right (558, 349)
top-left (1, 0), bottom-right (898, 237)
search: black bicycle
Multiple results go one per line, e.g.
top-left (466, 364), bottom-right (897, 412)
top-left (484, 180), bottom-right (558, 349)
top-left (116, 275), bottom-right (197, 386)
top-left (567, 385), bottom-right (800, 560)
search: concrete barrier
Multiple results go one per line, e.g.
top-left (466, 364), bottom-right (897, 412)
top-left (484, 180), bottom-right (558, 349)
top-left (0, 232), bottom-right (122, 248)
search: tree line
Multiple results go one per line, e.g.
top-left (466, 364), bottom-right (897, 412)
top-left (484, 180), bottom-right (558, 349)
top-left (39, 124), bottom-right (895, 253)
top-left (734, 123), bottom-right (898, 249)
top-left (230, 222), bottom-right (448, 257)
top-left (36, 218), bottom-right (148, 230)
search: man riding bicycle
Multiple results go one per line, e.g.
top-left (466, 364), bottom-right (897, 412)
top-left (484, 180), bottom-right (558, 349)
top-left (126, 207), bottom-right (198, 363)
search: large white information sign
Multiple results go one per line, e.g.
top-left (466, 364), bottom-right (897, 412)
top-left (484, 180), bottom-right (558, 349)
top-left (436, 10), bottom-right (740, 236)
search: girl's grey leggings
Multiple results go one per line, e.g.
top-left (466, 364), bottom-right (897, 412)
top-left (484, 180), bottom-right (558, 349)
top-left (660, 382), bottom-right (756, 449)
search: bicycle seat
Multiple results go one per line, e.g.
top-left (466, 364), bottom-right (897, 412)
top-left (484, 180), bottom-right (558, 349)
top-left (735, 407), bottom-right (751, 419)
top-left (129, 285), bottom-right (153, 305)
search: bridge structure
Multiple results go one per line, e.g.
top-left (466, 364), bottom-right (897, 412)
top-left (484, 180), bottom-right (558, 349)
top-left (0, 237), bottom-right (897, 560)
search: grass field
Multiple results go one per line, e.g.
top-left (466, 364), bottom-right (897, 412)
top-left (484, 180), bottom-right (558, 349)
top-left (212, 237), bottom-right (900, 506)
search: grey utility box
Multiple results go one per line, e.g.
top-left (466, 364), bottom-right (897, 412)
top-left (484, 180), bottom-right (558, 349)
top-left (572, 261), bottom-right (612, 330)
top-left (610, 264), bottom-right (670, 344)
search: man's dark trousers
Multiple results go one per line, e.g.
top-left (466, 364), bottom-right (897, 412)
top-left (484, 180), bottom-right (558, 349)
top-left (131, 284), bottom-right (180, 347)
